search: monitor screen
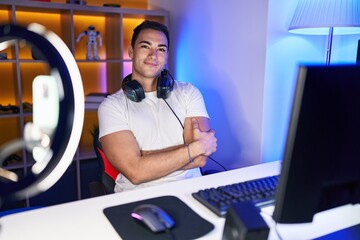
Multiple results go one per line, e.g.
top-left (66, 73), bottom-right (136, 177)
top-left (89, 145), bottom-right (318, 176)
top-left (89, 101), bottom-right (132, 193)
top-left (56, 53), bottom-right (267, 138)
top-left (272, 64), bottom-right (360, 224)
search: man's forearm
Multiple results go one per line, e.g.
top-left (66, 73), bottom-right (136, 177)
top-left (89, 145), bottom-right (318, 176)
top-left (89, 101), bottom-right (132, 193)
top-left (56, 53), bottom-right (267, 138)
top-left (141, 145), bottom-right (207, 171)
top-left (140, 144), bottom-right (184, 156)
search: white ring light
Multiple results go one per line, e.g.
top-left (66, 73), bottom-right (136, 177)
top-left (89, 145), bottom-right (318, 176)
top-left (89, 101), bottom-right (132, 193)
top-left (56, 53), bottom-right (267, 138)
top-left (0, 23), bottom-right (84, 202)
top-left (26, 23), bottom-right (85, 195)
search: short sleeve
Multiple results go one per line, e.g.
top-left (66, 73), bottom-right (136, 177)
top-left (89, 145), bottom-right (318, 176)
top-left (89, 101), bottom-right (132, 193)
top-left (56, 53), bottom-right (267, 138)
top-left (98, 91), bottom-right (130, 139)
top-left (178, 82), bottom-right (209, 119)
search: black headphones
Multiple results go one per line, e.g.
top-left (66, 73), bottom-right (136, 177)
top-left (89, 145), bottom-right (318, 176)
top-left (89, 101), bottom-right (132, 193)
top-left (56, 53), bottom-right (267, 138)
top-left (122, 69), bottom-right (174, 102)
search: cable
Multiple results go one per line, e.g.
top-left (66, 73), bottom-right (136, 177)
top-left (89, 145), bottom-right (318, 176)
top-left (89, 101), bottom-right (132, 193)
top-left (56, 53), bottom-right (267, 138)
top-left (208, 156), bottom-right (227, 171)
top-left (164, 228), bottom-right (177, 240)
top-left (260, 208), bottom-right (284, 240)
top-left (163, 99), bottom-right (184, 129)
top-left (163, 99), bottom-right (227, 172)
top-left (274, 222), bottom-right (284, 240)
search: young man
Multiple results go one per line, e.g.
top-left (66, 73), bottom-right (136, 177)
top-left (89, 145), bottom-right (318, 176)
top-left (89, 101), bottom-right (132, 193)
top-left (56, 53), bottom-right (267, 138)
top-left (98, 20), bottom-right (217, 192)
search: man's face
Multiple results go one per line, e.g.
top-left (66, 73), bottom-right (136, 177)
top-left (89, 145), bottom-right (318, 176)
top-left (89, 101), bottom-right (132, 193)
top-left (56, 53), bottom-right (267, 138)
top-left (129, 28), bottom-right (168, 82)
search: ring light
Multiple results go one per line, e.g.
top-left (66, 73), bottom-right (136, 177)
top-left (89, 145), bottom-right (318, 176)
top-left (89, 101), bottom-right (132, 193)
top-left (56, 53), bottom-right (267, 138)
top-left (0, 23), bottom-right (84, 202)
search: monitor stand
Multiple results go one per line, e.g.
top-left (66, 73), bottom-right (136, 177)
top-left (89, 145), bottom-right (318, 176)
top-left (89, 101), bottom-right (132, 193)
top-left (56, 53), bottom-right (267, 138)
top-left (314, 223), bottom-right (360, 240)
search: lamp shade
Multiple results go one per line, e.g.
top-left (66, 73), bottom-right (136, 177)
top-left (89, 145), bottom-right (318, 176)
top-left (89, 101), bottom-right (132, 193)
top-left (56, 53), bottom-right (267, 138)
top-left (289, 0), bottom-right (360, 35)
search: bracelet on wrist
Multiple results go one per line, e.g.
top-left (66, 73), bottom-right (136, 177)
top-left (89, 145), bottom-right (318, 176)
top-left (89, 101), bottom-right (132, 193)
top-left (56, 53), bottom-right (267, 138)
top-left (185, 144), bottom-right (194, 163)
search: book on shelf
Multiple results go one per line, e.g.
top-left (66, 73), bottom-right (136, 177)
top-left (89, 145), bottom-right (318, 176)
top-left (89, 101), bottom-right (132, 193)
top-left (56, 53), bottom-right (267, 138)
top-left (85, 92), bottom-right (109, 103)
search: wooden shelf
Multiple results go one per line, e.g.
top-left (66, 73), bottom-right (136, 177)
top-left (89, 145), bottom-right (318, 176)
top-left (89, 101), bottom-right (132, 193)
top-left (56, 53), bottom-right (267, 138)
top-left (0, 0), bottom-right (168, 204)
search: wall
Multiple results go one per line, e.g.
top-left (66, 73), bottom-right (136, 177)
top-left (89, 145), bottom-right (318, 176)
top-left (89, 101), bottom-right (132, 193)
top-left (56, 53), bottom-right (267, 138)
top-left (148, 0), bottom-right (360, 169)
top-left (148, 0), bottom-right (269, 170)
top-left (262, 0), bottom-right (360, 163)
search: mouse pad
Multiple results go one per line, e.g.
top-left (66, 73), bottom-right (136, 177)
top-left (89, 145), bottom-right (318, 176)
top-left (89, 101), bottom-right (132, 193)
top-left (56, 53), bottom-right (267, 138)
top-left (103, 195), bottom-right (215, 240)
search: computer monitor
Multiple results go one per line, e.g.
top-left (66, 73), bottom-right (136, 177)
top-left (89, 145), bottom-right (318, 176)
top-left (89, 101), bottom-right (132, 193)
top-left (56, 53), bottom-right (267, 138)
top-left (272, 64), bottom-right (360, 224)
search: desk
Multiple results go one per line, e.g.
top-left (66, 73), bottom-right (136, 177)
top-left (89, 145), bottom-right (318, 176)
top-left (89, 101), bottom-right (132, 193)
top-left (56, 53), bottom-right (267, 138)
top-left (0, 161), bottom-right (359, 240)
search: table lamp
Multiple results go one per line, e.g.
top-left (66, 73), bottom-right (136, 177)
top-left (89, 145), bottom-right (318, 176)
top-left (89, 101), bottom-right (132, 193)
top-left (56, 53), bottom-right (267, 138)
top-left (289, 0), bottom-right (360, 65)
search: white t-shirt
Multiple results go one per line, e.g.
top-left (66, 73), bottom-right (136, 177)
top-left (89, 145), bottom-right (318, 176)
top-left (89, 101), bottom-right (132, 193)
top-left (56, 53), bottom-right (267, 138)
top-left (98, 80), bottom-right (209, 192)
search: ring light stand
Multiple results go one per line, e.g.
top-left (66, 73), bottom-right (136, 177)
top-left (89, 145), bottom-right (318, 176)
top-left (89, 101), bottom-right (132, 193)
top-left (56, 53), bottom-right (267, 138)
top-left (0, 23), bottom-right (84, 205)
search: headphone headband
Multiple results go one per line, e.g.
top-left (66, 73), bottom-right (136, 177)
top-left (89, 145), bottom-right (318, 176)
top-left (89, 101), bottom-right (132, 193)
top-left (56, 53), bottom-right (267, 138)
top-left (122, 70), bottom-right (174, 102)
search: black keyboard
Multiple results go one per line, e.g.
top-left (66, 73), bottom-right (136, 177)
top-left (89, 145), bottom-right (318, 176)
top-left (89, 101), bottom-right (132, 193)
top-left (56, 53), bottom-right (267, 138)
top-left (192, 175), bottom-right (279, 217)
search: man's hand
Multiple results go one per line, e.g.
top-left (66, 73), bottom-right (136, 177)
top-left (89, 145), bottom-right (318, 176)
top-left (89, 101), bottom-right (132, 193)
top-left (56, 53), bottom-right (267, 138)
top-left (190, 118), bottom-right (217, 159)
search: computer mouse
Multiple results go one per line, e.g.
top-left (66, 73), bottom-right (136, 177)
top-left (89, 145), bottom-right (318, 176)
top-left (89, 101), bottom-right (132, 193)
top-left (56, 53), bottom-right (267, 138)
top-left (131, 204), bottom-right (175, 233)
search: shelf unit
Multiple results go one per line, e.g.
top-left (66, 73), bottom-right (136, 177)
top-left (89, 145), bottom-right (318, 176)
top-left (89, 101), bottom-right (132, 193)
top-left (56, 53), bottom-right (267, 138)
top-left (0, 0), bottom-right (168, 206)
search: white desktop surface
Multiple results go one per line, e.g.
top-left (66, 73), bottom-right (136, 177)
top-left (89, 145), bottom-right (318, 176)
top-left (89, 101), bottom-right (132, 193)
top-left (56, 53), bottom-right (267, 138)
top-left (0, 161), bottom-right (359, 240)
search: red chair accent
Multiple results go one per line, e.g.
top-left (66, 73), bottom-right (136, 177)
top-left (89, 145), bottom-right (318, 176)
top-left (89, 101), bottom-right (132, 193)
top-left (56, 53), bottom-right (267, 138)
top-left (96, 147), bottom-right (118, 181)
top-left (89, 128), bottom-right (118, 195)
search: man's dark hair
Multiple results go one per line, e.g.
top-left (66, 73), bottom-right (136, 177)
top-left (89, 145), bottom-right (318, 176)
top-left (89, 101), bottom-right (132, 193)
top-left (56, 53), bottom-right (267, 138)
top-left (131, 20), bottom-right (170, 49)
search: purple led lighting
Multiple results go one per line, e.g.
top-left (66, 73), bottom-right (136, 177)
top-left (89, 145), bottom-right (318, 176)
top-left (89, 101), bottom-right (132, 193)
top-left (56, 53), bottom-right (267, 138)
top-left (131, 212), bottom-right (142, 220)
top-left (100, 63), bottom-right (107, 92)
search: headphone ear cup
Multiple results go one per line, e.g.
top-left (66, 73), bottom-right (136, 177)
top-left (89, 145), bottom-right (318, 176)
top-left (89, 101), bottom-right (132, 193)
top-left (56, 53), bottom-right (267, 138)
top-left (157, 70), bottom-right (174, 99)
top-left (122, 80), bottom-right (145, 102)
